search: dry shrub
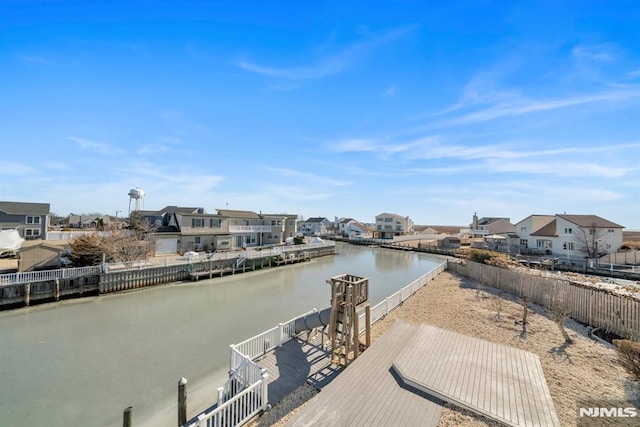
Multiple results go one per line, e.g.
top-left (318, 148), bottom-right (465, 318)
top-left (613, 339), bottom-right (640, 381)
top-left (468, 249), bottom-right (498, 264)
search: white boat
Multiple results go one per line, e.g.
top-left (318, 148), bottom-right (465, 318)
top-left (0, 229), bottom-right (24, 257)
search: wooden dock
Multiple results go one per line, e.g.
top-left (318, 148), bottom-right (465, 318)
top-left (286, 320), bottom-right (560, 427)
top-left (255, 332), bottom-right (341, 406)
top-left (286, 321), bottom-right (442, 427)
top-left (393, 324), bottom-right (561, 427)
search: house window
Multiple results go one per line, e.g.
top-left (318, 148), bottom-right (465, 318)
top-left (210, 218), bottom-right (221, 227)
top-left (537, 240), bottom-right (552, 249)
top-left (520, 239), bottom-right (528, 248)
top-left (385, 225), bottom-right (392, 230)
top-left (564, 228), bottom-right (572, 234)
top-left (25, 228), bottom-right (41, 237)
top-left (194, 237), bottom-right (201, 244)
top-left (384, 218), bottom-right (393, 222)
top-left (192, 218), bottom-right (204, 228)
top-left (520, 226), bottom-right (527, 233)
top-left (608, 229), bottom-right (614, 233)
top-left (26, 216), bottom-right (41, 224)
top-left (563, 242), bottom-right (575, 250)
top-left (271, 220), bottom-right (281, 226)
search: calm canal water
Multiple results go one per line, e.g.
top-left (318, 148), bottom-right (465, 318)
top-left (0, 243), bottom-right (442, 426)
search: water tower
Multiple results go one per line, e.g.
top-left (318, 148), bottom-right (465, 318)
top-left (128, 187), bottom-right (145, 214)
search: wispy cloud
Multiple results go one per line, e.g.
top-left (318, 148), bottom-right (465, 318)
top-left (264, 167), bottom-right (348, 186)
top-left (21, 54), bottom-right (50, 66)
top-left (136, 138), bottom-right (182, 156)
top-left (67, 137), bottom-right (121, 156)
top-left (435, 89), bottom-right (640, 127)
top-left (384, 85), bottom-right (397, 97)
top-left (238, 25), bottom-right (414, 80)
top-left (0, 161), bottom-right (34, 175)
top-left (572, 44), bottom-right (615, 63)
top-left (326, 138), bottom-right (379, 153)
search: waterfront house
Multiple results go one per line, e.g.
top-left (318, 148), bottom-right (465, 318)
top-left (461, 213), bottom-right (515, 238)
top-left (139, 206), bottom-right (298, 254)
top-left (344, 220), bottom-right (372, 238)
top-left (0, 201), bottom-right (50, 240)
top-left (515, 214), bottom-right (624, 259)
top-left (259, 213), bottom-right (297, 245)
top-left (66, 214), bottom-right (112, 229)
top-left (297, 217), bottom-right (331, 236)
top-left (375, 213), bottom-right (414, 239)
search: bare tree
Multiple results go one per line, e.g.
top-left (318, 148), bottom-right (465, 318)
top-left (517, 278), bottom-right (531, 338)
top-left (575, 221), bottom-right (606, 259)
top-left (103, 230), bottom-right (155, 266)
top-left (548, 286), bottom-right (573, 344)
top-left (490, 294), bottom-right (504, 322)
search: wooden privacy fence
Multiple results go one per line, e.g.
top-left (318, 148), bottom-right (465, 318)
top-left (448, 260), bottom-right (640, 340)
top-left (601, 250), bottom-right (640, 265)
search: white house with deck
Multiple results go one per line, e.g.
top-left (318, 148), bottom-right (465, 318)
top-left (375, 213), bottom-right (414, 239)
top-left (515, 214), bottom-right (624, 259)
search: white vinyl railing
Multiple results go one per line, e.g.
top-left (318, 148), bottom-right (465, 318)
top-left (104, 241), bottom-right (335, 271)
top-left (185, 260), bottom-right (447, 427)
top-left (186, 375), bottom-right (268, 427)
top-left (0, 265), bottom-right (102, 286)
top-left (360, 261), bottom-right (447, 331)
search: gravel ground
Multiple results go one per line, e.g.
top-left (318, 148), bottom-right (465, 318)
top-left (253, 270), bottom-right (639, 427)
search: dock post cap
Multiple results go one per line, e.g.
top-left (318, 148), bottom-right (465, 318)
top-left (178, 377), bottom-right (188, 385)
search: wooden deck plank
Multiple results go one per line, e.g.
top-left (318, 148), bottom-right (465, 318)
top-left (287, 321), bottom-right (442, 427)
top-left (256, 334), bottom-right (340, 406)
top-left (393, 324), bottom-right (560, 427)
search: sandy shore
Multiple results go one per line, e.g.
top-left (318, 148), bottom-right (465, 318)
top-left (253, 270), bottom-right (639, 427)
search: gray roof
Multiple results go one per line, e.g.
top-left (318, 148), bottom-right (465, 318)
top-left (0, 201), bottom-right (50, 215)
top-left (216, 209), bottom-right (261, 219)
top-left (557, 214), bottom-right (624, 229)
top-left (478, 217), bottom-right (510, 225)
top-left (304, 217), bottom-right (328, 223)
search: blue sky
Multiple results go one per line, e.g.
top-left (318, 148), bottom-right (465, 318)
top-left (1, 1), bottom-right (639, 228)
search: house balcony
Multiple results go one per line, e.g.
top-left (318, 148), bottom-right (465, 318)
top-left (460, 228), bottom-right (489, 236)
top-left (229, 225), bottom-right (272, 233)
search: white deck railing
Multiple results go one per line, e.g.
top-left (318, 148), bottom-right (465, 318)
top-left (185, 259), bottom-right (446, 427)
top-left (360, 261), bottom-right (446, 332)
top-left (185, 375), bottom-right (268, 427)
top-left (0, 265), bottom-right (102, 286)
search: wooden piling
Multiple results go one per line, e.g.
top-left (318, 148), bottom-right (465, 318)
top-left (55, 279), bottom-right (60, 301)
top-left (123, 406), bottom-right (133, 427)
top-left (178, 377), bottom-right (187, 426)
top-left (24, 283), bottom-right (30, 306)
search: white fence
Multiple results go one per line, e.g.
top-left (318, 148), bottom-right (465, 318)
top-left (185, 260), bottom-right (447, 427)
top-left (187, 376), bottom-right (268, 427)
top-left (362, 261), bottom-right (447, 330)
top-left (46, 230), bottom-right (112, 240)
top-left (0, 265), bottom-right (102, 286)
top-left (104, 241), bottom-right (335, 271)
